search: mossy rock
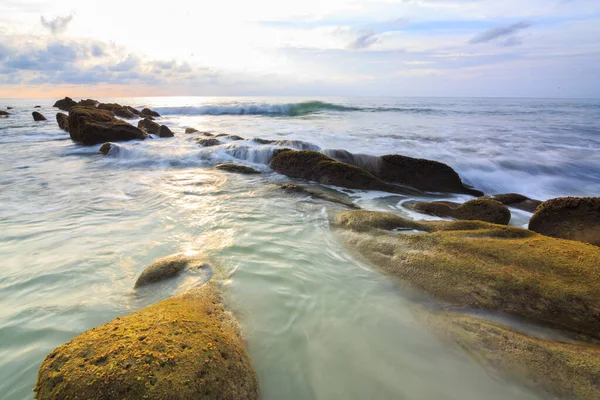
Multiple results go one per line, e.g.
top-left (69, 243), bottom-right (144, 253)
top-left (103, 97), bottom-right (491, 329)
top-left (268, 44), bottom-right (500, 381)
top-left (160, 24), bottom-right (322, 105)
top-left (53, 97), bottom-right (77, 111)
top-left (56, 113), bottom-right (69, 132)
top-left (35, 282), bottom-right (259, 399)
top-left (410, 198), bottom-right (511, 225)
top-left (334, 210), bottom-right (600, 338)
top-left (32, 111), bottom-right (47, 121)
top-left (134, 254), bottom-right (209, 288)
top-left (420, 311), bottom-right (600, 400)
top-left (68, 106), bottom-right (147, 146)
top-left (99, 142), bottom-right (113, 155)
top-left (215, 163), bottom-right (261, 175)
top-left (490, 193), bottom-right (542, 213)
top-left (529, 197), bottom-right (600, 247)
top-left (138, 118), bottom-right (160, 135)
top-left (78, 99), bottom-right (99, 107)
top-left (141, 108), bottom-right (161, 118)
top-left (278, 183), bottom-right (359, 209)
top-left (270, 150), bottom-right (413, 194)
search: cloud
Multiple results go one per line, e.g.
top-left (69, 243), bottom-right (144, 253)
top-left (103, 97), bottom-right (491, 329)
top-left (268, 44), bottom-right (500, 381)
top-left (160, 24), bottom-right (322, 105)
top-left (347, 29), bottom-right (380, 50)
top-left (468, 21), bottom-right (531, 44)
top-left (40, 15), bottom-right (74, 35)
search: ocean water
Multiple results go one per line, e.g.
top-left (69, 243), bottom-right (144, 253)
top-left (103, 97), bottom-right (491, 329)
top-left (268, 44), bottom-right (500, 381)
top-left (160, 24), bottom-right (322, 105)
top-left (0, 96), bottom-right (598, 399)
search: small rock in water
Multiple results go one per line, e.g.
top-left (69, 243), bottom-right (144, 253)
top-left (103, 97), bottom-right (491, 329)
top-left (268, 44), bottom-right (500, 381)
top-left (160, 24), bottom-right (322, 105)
top-left (409, 198), bottom-right (511, 225)
top-left (0, 110), bottom-right (10, 117)
top-left (56, 113), bottom-right (69, 131)
top-left (490, 193), bottom-right (542, 213)
top-left (159, 125), bottom-right (175, 138)
top-left (141, 107), bottom-right (160, 118)
top-left (279, 183), bottom-right (359, 209)
top-left (196, 138), bottom-right (222, 147)
top-left (99, 142), bottom-right (114, 155)
top-left (138, 117), bottom-right (160, 135)
top-left (216, 163), bottom-right (261, 175)
top-left (185, 127), bottom-right (199, 134)
top-left (134, 253), bottom-right (209, 288)
top-left (32, 111), bottom-right (47, 121)
top-left (34, 105), bottom-right (41, 108)
top-left (6, 106), bottom-right (13, 110)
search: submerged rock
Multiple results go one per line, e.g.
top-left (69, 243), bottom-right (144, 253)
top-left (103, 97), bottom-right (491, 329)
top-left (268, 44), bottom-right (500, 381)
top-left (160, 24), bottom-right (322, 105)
top-left (279, 183), bottom-right (359, 209)
top-left (99, 142), bottom-right (114, 155)
top-left (216, 163), bottom-right (261, 175)
top-left (68, 106), bottom-right (147, 145)
top-left (6, 106), bottom-right (13, 110)
top-left (32, 111), bottom-right (47, 121)
top-left (216, 134), bottom-right (244, 141)
top-left (138, 118), bottom-right (160, 135)
top-left (334, 210), bottom-right (600, 339)
top-left (489, 193), bottom-right (542, 213)
top-left (270, 150), bottom-right (418, 194)
top-left (0, 110), bottom-right (10, 117)
top-left (410, 198), bottom-right (511, 225)
top-left (185, 127), bottom-right (199, 134)
top-left (141, 108), bottom-right (160, 118)
top-left (529, 197), bottom-right (600, 247)
top-left (196, 138), bottom-right (222, 147)
top-left (159, 125), bottom-right (174, 138)
top-left (56, 113), bottom-right (69, 132)
top-left (134, 254), bottom-right (209, 288)
top-left (35, 282), bottom-right (259, 400)
top-left (53, 97), bottom-right (77, 111)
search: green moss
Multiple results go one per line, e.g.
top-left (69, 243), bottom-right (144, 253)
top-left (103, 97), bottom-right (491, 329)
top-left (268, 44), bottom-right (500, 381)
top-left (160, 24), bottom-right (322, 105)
top-left (35, 282), bottom-right (258, 399)
top-left (334, 210), bottom-right (600, 338)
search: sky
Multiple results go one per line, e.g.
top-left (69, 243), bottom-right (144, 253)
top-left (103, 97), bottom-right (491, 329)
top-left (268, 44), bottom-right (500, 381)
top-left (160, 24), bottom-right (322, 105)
top-left (0, 0), bottom-right (599, 98)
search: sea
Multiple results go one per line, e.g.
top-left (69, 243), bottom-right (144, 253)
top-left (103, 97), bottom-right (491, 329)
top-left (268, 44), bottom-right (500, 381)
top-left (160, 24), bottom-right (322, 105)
top-left (1, 96), bottom-right (599, 399)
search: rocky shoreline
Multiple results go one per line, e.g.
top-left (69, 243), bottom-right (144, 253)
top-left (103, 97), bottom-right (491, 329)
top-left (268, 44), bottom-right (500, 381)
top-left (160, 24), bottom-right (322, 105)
top-left (28, 97), bottom-right (600, 399)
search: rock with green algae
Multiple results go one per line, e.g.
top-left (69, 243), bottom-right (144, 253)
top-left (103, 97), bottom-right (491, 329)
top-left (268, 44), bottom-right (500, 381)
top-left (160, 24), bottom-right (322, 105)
top-left (270, 149), bottom-right (419, 194)
top-left (134, 254), bottom-right (210, 288)
top-left (34, 281), bottom-right (259, 400)
top-left (215, 163), bottom-right (261, 175)
top-left (409, 198), bottom-right (511, 225)
top-left (489, 193), bottom-right (542, 213)
top-left (68, 106), bottom-right (147, 145)
top-left (419, 310), bottom-right (600, 400)
top-left (333, 210), bottom-right (600, 339)
top-left (278, 183), bottom-right (360, 209)
top-left (529, 197), bottom-right (600, 247)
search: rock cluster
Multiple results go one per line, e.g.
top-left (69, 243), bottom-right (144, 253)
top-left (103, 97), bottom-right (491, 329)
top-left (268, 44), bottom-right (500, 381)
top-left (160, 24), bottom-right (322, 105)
top-left (68, 106), bottom-right (147, 145)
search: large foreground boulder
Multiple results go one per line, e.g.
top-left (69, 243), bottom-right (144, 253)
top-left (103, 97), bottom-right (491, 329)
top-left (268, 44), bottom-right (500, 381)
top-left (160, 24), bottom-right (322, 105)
top-left (529, 197), bottom-right (600, 247)
top-left (270, 150), bottom-right (417, 194)
top-left (35, 282), bottom-right (259, 399)
top-left (56, 113), bottom-right (69, 131)
top-left (32, 111), bottom-right (47, 121)
top-left (53, 97), bottom-right (78, 111)
top-left (134, 254), bottom-right (209, 288)
top-left (334, 210), bottom-right (600, 338)
top-left (138, 118), bottom-right (160, 135)
top-left (410, 198), bottom-right (511, 225)
top-left (68, 106), bottom-right (147, 145)
top-left (490, 193), bottom-right (542, 213)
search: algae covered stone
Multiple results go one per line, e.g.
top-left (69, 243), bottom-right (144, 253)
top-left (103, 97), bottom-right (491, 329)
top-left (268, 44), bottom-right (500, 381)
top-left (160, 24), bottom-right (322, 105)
top-left (56, 113), bottom-right (69, 132)
top-left (68, 106), bottom-right (147, 145)
top-left (278, 183), bottom-right (359, 209)
top-left (134, 254), bottom-right (209, 288)
top-left (216, 163), bottom-right (261, 175)
top-left (410, 198), bottom-right (511, 225)
top-left (35, 282), bottom-right (259, 399)
top-left (490, 193), bottom-right (542, 213)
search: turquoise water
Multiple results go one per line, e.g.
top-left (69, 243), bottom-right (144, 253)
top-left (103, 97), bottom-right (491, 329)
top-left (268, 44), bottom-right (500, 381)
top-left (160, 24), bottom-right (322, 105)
top-left (1, 96), bottom-right (599, 399)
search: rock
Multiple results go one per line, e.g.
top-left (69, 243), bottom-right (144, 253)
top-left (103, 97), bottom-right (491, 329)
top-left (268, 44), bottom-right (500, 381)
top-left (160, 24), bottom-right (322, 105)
top-left (217, 134), bottom-right (244, 141)
top-left (141, 108), bottom-right (160, 118)
top-left (53, 97), bottom-right (78, 111)
top-left (159, 125), bottom-right (174, 138)
top-left (325, 149), bottom-right (482, 196)
top-left (98, 103), bottom-right (136, 119)
top-left (56, 113), bottom-right (69, 132)
top-left (269, 150), bottom-right (418, 194)
top-left (0, 110), bottom-right (10, 117)
top-left (134, 254), bottom-right (209, 288)
top-left (78, 99), bottom-right (99, 107)
top-left (410, 198), bottom-right (511, 225)
top-left (34, 105), bottom-right (41, 108)
top-left (279, 183), bottom-right (359, 209)
top-left (34, 281), bottom-right (259, 400)
top-left (334, 210), bottom-right (600, 338)
top-left (114, 108), bottom-right (136, 119)
top-left (185, 127), bottom-right (199, 134)
top-left (68, 106), bottom-right (147, 145)
top-left (99, 142), bottom-right (114, 155)
top-left (490, 193), bottom-right (542, 213)
top-left (6, 106), bottom-right (13, 110)
top-left (32, 111), bottom-right (47, 121)
top-left (215, 163), bottom-right (261, 175)
top-left (252, 138), bottom-right (276, 144)
top-left (138, 118), bottom-right (161, 135)
top-left (196, 138), bottom-right (222, 147)
top-left (529, 197), bottom-right (600, 247)
top-left (125, 106), bottom-right (141, 116)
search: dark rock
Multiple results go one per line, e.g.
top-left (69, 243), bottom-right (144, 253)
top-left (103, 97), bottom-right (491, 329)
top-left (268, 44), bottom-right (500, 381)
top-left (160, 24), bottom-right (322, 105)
top-left (125, 105), bottom-right (141, 116)
top-left (78, 99), bottom-right (99, 107)
top-left (6, 107), bottom-right (13, 110)
top-left (98, 103), bottom-right (136, 119)
top-left (252, 138), bottom-right (276, 144)
top-left (99, 142), bottom-right (113, 155)
top-left (186, 128), bottom-right (215, 136)
top-left (134, 254), bottom-right (209, 288)
top-left (216, 163), bottom-right (261, 175)
top-left (56, 113), bottom-right (69, 131)
top-left (410, 198), bottom-right (511, 225)
top-left (529, 197), bottom-right (600, 246)
top-left (35, 282), bottom-right (259, 400)
top-left (68, 106), bottom-right (147, 145)
top-left (141, 108), bottom-right (160, 118)
top-left (196, 138), bottom-right (222, 147)
top-left (53, 97), bottom-right (78, 111)
top-left (270, 150), bottom-right (416, 194)
top-left (279, 183), bottom-right (359, 209)
top-left (159, 125), bottom-right (174, 138)
top-left (34, 105), bottom-right (41, 108)
top-left (137, 118), bottom-right (161, 135)
top-left (490, 193), bottom-right (542, 213)
top-left (0, 110), bottom-right (10, 117)
top-left (32, 111), bottom-right (47, 121)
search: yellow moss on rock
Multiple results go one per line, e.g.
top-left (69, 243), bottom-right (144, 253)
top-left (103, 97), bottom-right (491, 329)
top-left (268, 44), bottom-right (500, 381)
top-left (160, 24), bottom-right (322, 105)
top-left (35, 281), bottom-right (258, 399)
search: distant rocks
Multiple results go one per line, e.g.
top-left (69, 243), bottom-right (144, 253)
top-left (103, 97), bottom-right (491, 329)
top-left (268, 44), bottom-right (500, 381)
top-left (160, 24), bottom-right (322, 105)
top-left (68, 106), bottom-right (147, 145)
top-left (141, 108), bottom-right (160, 118)
top-left (279, 183), bottom-right (359, 209)
top-left (56, 113), bottom-right (69, 131)
top-left (98, 103), bottom-right (136, 119)
top-left (196, 138), bottom-right (222, 147)
top-left (159, 125), bottom-right (174, 138)
top-left (53, 97), bottom-right (78, 111)
top-left (34, 105), bottom-right (41, 108)
top-left (270, 150), bottom-right (413, 194)
top-left (185, 127), bottom-right (200, 134)
top-left (35, 282), bottom-right (259, 400)
top-left (138, 118), bottom-right (161, 135)
top-left (134, 254), bottom-right (209, 288)
top-left (410, 198), bottom-right (511, 225)
top-left (32, 111), bottom-right (47, 121)
top-left (489, 193), bottom-right (542, 213)
top-left (529, 197), bottom-right (600, 246)
top-left (216, 163), bottom-right (261, 175)
top-left (6, 106), bottom-right (13, 110)
top-left (0, 110), bottom-right (10, 117)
